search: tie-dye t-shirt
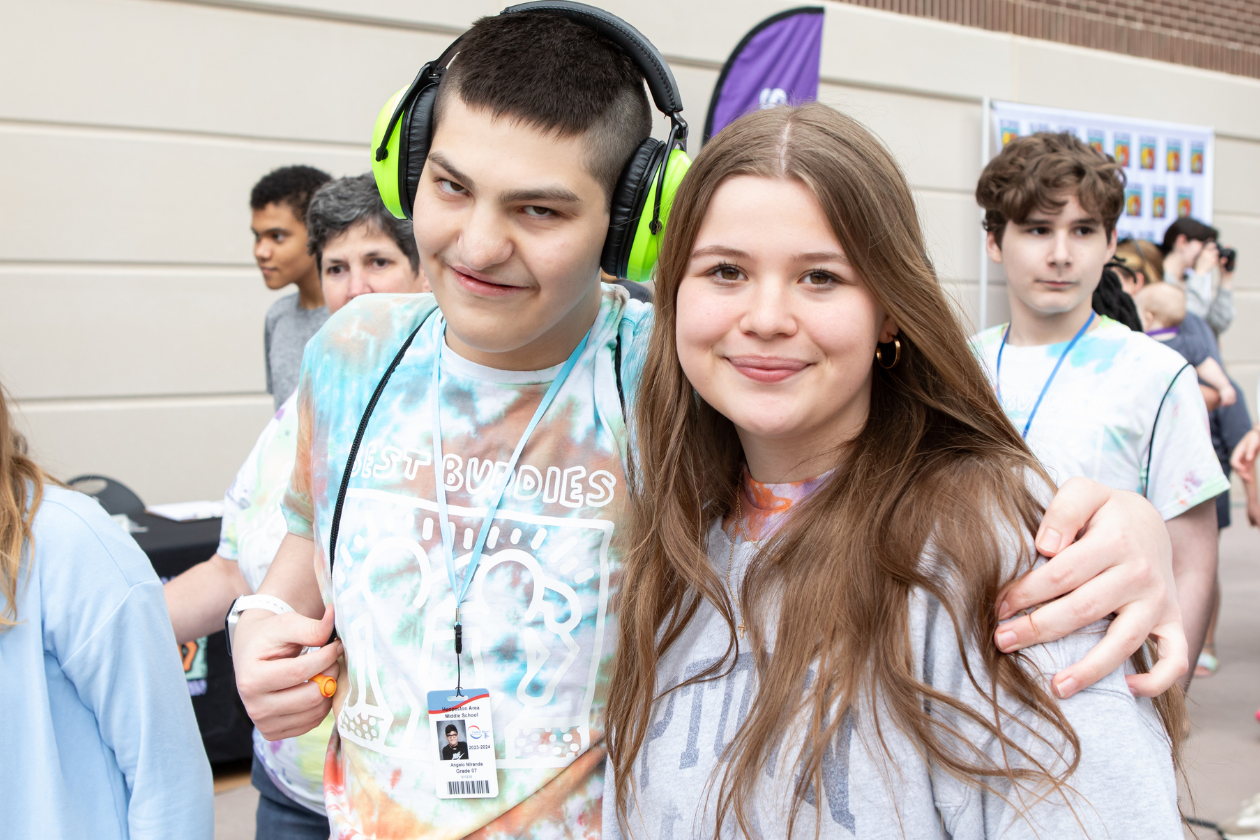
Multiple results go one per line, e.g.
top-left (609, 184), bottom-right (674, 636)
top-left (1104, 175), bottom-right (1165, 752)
top-left (282, 286), bottom-right (649, 839)
top-left (218, 390), bottom-right (335, 814)
top-left (971, 316), bottom-right (1228, 520)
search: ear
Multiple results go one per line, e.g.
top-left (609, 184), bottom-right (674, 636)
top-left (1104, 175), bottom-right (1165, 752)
top-left (985, 230), bottom-right (1004, 264)
top-left (1106, 229), bottom-right (1117, 260)
top-left (878, 314), bottom-right (899, 345)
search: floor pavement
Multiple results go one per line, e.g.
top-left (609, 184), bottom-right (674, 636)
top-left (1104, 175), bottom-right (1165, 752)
top-left (211, 519), bottom-right (1260, 839)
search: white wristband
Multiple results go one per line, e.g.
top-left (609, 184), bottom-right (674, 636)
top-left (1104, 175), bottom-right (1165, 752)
top-left (226, 594), bottom-right (296, 655)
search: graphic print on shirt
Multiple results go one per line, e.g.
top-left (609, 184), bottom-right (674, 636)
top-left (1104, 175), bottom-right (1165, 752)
top-left (332, 481), bottom-right (615, 768)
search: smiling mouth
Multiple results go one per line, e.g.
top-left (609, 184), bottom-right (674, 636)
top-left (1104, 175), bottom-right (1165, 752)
top-left (726, 356), bottom-right (809, 383)
top-left (450, 265), bottom-right (526, 298)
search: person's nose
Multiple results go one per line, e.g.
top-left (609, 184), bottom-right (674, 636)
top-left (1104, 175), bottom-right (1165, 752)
top-left (738, 276), bottom-right (797, 340)
top-left (459, 205), bottom-right (513, 272)
top-left (254, 239), bottom-right (271, 263)
top-left (344, 266), bottom-right (372, 302)
top-left (1048, 230), bottom-right (1073, 268)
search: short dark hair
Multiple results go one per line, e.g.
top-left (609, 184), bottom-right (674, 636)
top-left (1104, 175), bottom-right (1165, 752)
top-left (976, 133), bottom-right (1124, 246)
top-left (444, 725), bottom-right (458, 736)
top-left (305, 174), bottom-right (420, 274)
top-left (433, 12), bottom-right (653, 205)
top-left (250, 165), bottom-right (332, 223)
top-left (1159, 216), bottom-right (1218, 255)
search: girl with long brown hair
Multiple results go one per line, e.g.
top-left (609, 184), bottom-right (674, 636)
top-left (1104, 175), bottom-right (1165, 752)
top-left (604, 103), bottom-right (1183, 838)
top-left (0, 381), bottom-right (213, 837)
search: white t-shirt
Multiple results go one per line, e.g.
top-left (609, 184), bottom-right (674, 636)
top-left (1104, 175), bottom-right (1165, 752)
top-left (971, 316), bottom-right (1228, 520)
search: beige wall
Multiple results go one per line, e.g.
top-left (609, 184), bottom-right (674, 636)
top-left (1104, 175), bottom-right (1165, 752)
top-left (3, 0), bottom-right (1259, 503)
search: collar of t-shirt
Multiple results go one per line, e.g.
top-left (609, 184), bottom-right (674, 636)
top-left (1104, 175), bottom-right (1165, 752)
top-left (726, 467), bottom-right (832, 542)
top-left (438, 333), bottom-right (565, 385)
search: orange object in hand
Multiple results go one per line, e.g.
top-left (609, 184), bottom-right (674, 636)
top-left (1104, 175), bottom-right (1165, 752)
top-left (310, 674), bottom-right (337, 698)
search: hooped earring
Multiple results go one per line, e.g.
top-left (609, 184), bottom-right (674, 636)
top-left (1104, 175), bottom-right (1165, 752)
top-left (875, 337), bottom-right (902, 370)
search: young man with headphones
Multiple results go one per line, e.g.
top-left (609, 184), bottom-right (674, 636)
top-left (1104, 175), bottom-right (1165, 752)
top-left (230, 4), bottom-right (1191, 836)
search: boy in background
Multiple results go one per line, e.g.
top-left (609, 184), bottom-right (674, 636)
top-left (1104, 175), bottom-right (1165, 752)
top-left (167, 174), bottom-right (428, 840)
top-left (251, 165), bottom-right (333, 408)
top-left (972, 132), bottom-right (1229, 688)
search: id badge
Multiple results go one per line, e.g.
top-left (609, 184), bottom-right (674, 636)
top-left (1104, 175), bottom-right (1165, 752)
top-left (428, 688), bottom-right (498, 799)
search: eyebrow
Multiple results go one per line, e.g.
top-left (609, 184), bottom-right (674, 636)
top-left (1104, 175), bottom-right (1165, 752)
top-left (1022, 215), bottom-right (1101, 226)
top-left (428, 151), bottom-right (581, 205)
top-left (690, 245), bottom-right (849, 264)
top-left (427, 152), bottom-right (476, 192)
top-left (251, 226), bottom-right (291, 236)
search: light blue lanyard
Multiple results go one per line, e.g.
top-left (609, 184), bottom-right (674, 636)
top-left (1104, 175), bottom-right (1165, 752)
top-left (430, 316), bottom-right (591, 623)
top-left (995, 311), bottom-right (1094, 439)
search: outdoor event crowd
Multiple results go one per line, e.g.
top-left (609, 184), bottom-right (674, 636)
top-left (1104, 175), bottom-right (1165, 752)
top-left (5, 5), bottom-right (1260, 840)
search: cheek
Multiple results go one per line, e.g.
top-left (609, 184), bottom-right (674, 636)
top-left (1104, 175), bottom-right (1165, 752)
top-left (674, 279), bottom-right (733, 372)
top-left (804, 294), bottom-right (882, 369)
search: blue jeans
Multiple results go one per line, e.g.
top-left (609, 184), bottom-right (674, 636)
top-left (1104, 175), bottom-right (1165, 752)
top-left (251, 755), bottom-right (331, 840)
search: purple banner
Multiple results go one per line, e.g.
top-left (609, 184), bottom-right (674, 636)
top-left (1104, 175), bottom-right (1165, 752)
top-left (703, 7), bottom-right (825, 143)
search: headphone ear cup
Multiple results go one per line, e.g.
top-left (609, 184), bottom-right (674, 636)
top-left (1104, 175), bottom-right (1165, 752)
top-left (601, 139), bottom-right (665, 279)
top-left (399, 83), bottom-right (439, 221)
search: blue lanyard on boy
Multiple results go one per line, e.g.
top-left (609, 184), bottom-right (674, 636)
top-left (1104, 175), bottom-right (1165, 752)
top-left (429, 315), bottom-right (590, 692)
top-left (995, 311), bottom-right (1094, 439)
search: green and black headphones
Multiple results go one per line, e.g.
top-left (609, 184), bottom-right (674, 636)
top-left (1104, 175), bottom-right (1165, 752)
top-left (370, 0), bottom-right (691, 284)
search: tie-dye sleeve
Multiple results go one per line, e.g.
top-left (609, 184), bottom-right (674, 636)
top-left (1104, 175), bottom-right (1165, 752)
top-left (281, 352), bottom-right (317, 541)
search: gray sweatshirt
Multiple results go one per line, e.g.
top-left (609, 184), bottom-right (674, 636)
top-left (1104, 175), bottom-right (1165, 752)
top-left (603, 524), bottom-right (1180, 839)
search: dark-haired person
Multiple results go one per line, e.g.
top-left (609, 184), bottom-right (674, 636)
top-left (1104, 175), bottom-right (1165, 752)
top-left (607, 103), bottom-right (1181, 840)
top-left (441, 725), bottom-right (468, 761)
top-left (232, 10), bottom-right (1193, 839)
top-left (1160, 216), bottom-right (1235, 335)
top-left (251, 164), bottom-right (334, 408)
top-left (0, 378), bottom-right (213, 838)
top-left (166, 174), bottom-right (427, 840)
top-left (972, 133), bottom-right (1228, 689)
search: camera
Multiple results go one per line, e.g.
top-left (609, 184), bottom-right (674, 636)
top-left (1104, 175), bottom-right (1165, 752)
top-left (1219, 246), bottom-right (1237, 273)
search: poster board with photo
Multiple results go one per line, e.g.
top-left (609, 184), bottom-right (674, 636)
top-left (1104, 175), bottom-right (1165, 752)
top-left (990, 101), bottom-right (1214, 243)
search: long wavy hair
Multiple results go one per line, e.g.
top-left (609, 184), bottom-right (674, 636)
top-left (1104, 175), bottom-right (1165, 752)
top-left (607, 103), bottom-right (1183, 835)
top-left (0, 382), bottom-right (52, 630)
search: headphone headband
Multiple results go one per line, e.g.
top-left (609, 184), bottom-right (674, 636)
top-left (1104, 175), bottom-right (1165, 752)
top-left (500, 1), bottom-right (684, 117)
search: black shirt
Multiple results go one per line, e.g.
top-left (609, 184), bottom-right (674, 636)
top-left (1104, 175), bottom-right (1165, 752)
top-left (441, 741), bottom-right (469, 761)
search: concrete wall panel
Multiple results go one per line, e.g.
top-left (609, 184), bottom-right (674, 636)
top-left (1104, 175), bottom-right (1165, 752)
top-left (0, 268), bottom-right (276, 400)
top-left (0, 124), bottom-right (365, 264)
top-left (13, 395), bottom-right (277, 503)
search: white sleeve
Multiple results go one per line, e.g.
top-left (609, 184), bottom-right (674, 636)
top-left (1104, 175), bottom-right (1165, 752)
top-left (1146, 364), bottom-right (1230, 520)
top-left (216, 413), bottom-right (277, 561)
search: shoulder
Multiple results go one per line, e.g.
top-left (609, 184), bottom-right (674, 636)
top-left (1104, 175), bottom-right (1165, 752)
top-left (967, 324), bottom-right (1007, 363)
top-left (265, 293), bottom-right (298, 325)
top-left (1088, 320), bottom-right (1191, 383)
top-left (306, 292), bottom-right (439, 375)
top-left (31, 486), bottom-right (158, 591)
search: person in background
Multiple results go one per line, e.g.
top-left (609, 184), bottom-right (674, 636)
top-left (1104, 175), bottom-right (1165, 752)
top-left (1115, 237), bottom-right (1165, 291)
top-left (1160, 216), bottom-right (1235, 336)
top-left (971, 132), bottom-right (1228, 689)
top-left (1137, 282), bottom-right (1237, 407)
top-left (252, 165), bottom-right (334, 409)
top-left (1120, 243), bottom-right (1250, 678)
top-left (0, 380), bottom-right (213, 839)
top-left (165, 173), bottom-right (428, 840)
